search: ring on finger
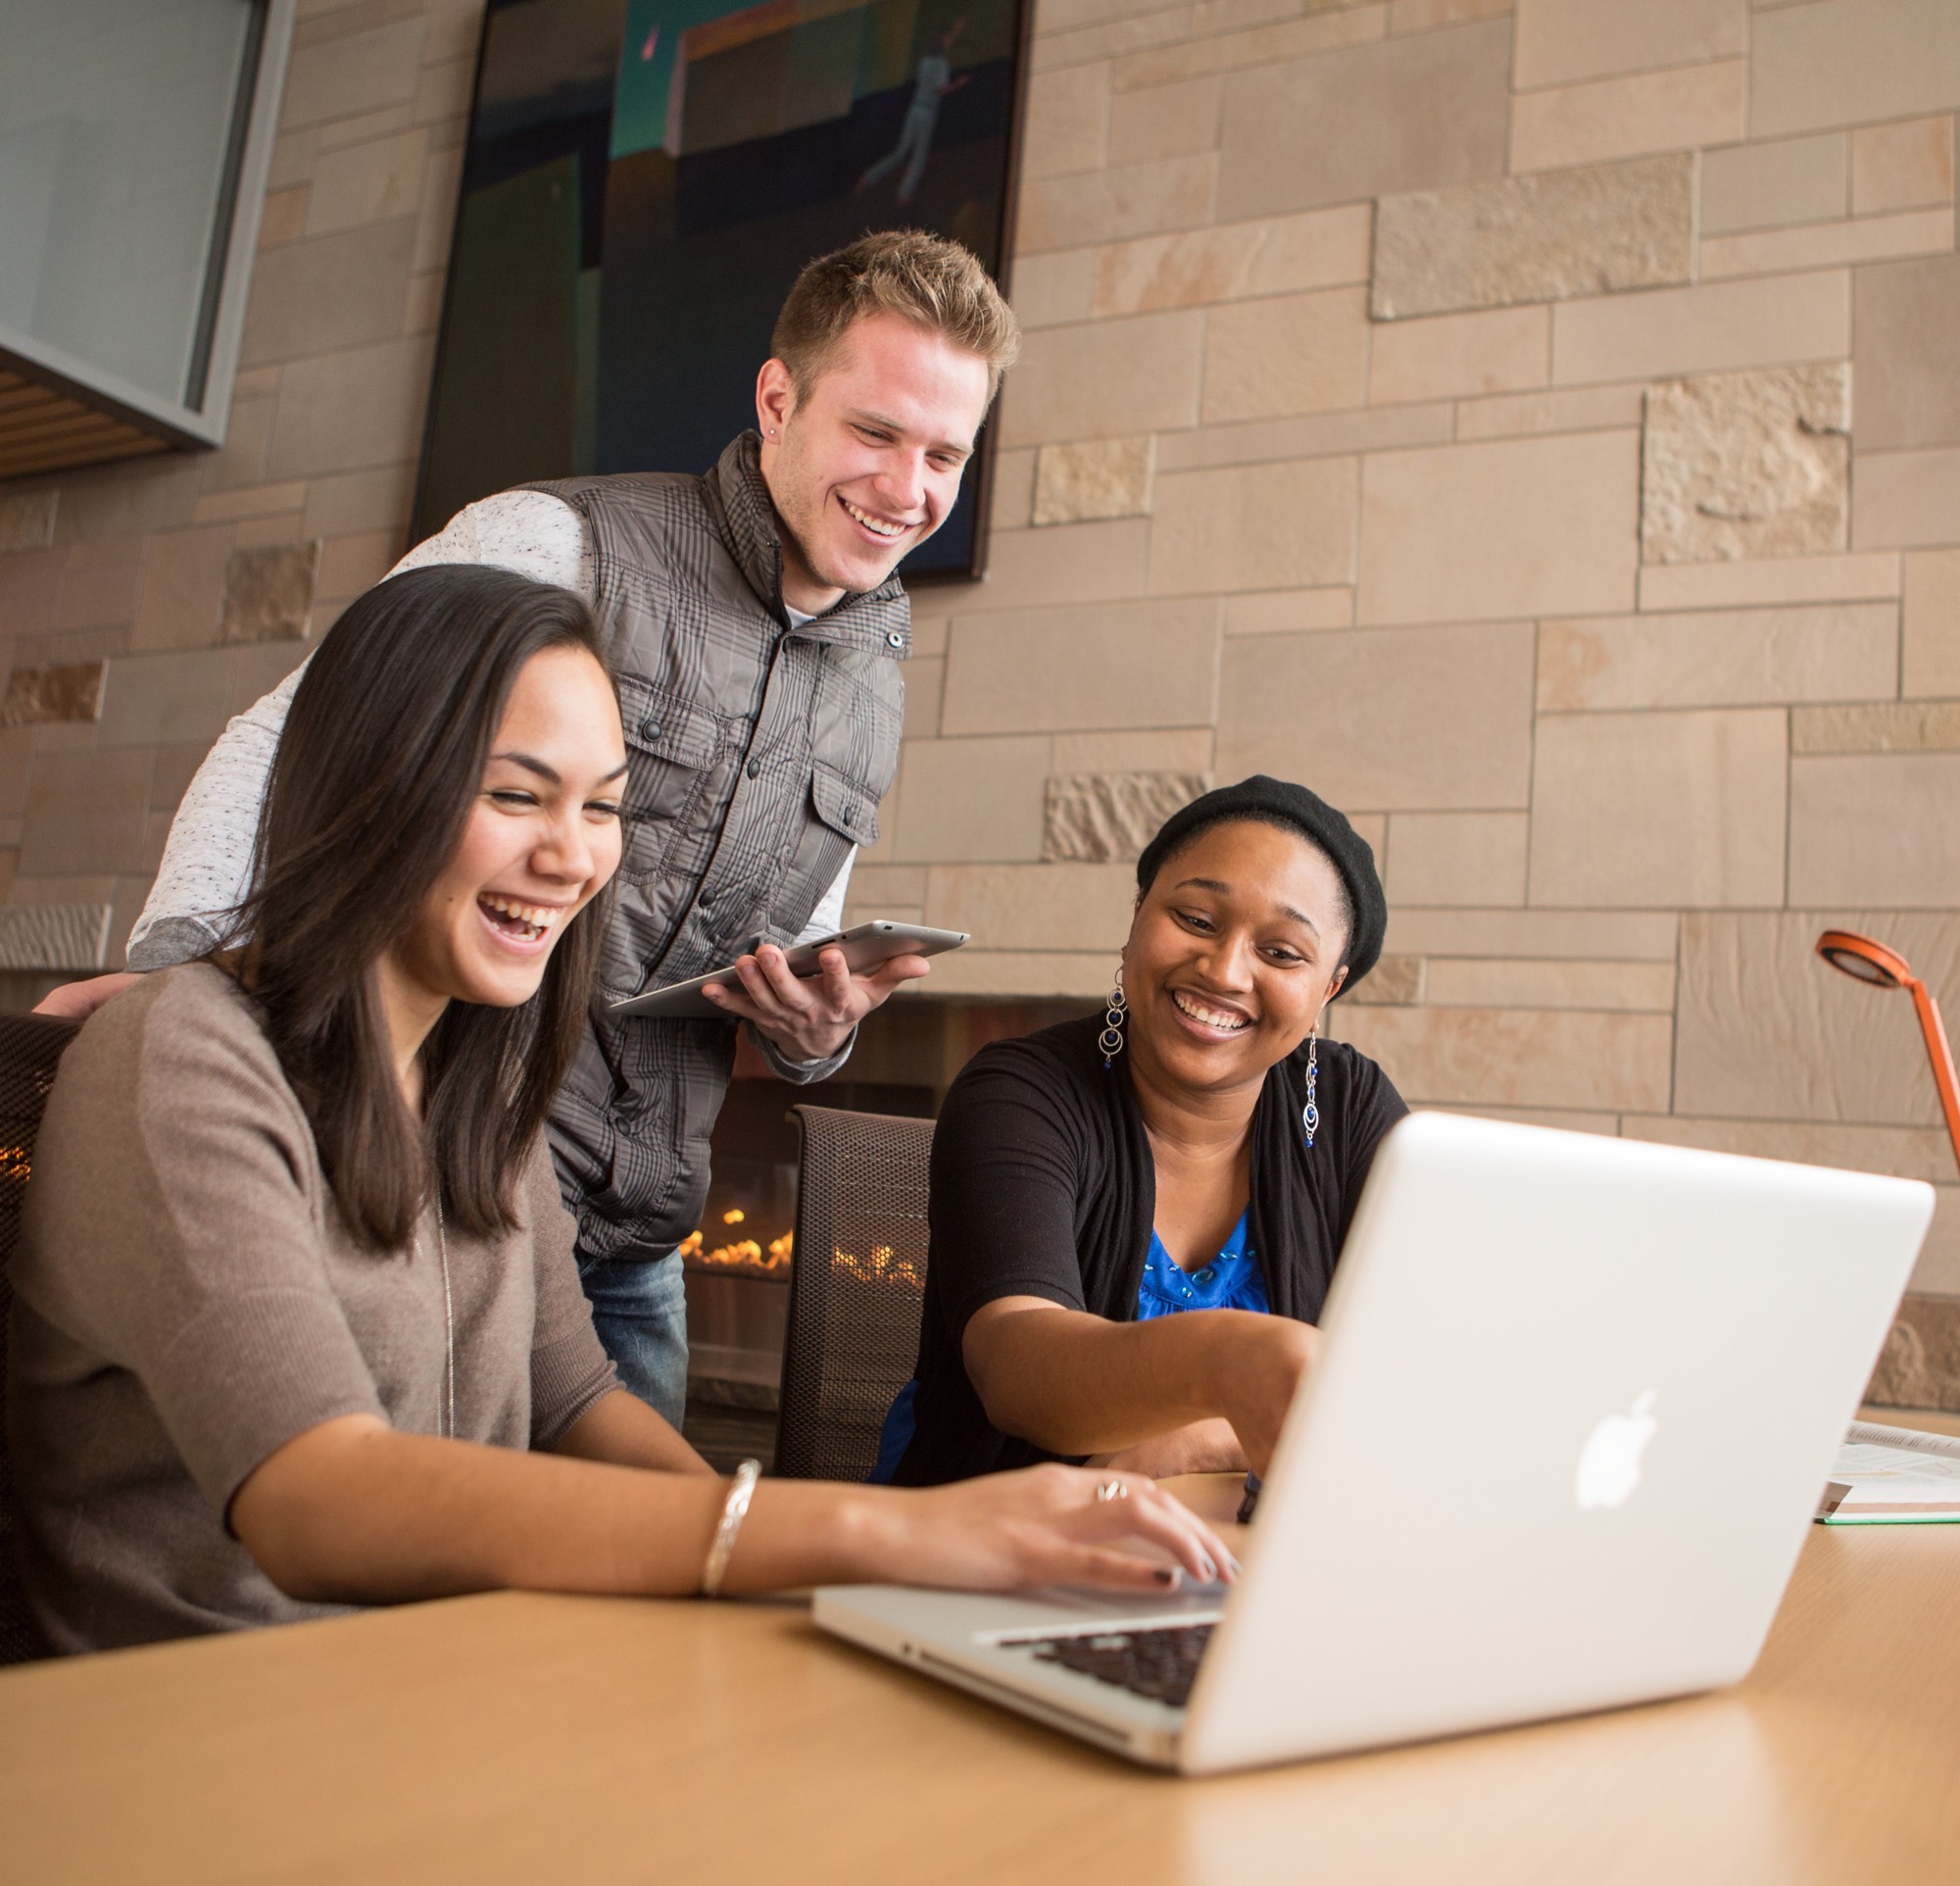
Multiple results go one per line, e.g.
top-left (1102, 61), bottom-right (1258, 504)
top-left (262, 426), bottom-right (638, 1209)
top-left (1095, 1477), bottom-right (1129, 1504)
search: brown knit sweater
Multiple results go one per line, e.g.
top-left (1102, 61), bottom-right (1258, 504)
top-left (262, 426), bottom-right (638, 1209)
top-left (6, 962), bottom-right (616, 1653)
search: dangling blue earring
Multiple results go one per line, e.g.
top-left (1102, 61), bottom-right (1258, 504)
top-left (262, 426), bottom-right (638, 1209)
top-left (1101, 966), bottom-right (1127, 1068)
top-left (1301, 1027), bottom-right (1320, 1149)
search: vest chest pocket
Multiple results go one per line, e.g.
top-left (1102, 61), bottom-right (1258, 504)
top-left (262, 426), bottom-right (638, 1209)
top-left (613, 674), bottom-right (724, 878)
top-left (810, 760), bottom-right (880, 848)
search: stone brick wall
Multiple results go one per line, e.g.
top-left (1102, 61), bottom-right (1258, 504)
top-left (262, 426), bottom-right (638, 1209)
top-left (0, 0), bottom-right (1955, 1389)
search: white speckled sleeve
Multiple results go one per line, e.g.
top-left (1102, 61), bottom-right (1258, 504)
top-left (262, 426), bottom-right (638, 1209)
top-left (126, 494), bottom-right (592, 968)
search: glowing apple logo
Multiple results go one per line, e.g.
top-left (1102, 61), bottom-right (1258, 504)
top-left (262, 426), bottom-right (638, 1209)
top-left (1575, 1389), bottom-right (1659, 1511)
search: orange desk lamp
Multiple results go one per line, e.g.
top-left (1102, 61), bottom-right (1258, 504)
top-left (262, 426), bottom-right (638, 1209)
top-left (1815, 929), bottom-right (1960, 1180)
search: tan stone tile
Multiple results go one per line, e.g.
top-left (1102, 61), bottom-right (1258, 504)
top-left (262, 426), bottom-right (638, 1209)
top-left (314, 530), bottom-right (398, 603)
top-left (1043, 769), bottom-right (1210, 861)
top-left (1906, 1205), bottom-right (1960, 1297)
top-left (269, 337), bottom-right (436, 479)
top-left (1150, 458), bottom-right (1359, 594)
top-left (58, 458), bottom-right (204, 544)
top-left (306, 127), bottom-right (428, 235)
top-left (989, 448), bottom-right (1037, 532)
top-left (413, 56), bottom-right (475, 127)
top-left (1201, 287), bottom-right (1370, 423)
top-left (1853, 116), bottom-right (1956, 216)
top-left (268, 128), bottom-right (318, 193)
top-left (1454, 383), bottom-right (1644, 440)
top-left (1624, 1113), bottom-right (1958, 1185)
top-left (1009, 250), bottom-right (1097, 329)
top-left (1032, 437), bottom-right (1155, 524)
top-left (1223, 587), bottom-right (1354, 634)
top-left (227, 641), bottom-right (312, 717)
top-left (1384, 811), bottom-right (1528, 905)
top-left (1904, 549), bottom-right (1960, 698)
top-left (422, 0), bottom-right (485, 65)
top-left (1550, 271), bottom-right (1849, 386)
top-left (0, 551), bottom-right (63, 641)
top-left (1792, 701), bottom-right (1960, 755)
top-left (303, 463), bottom-right (416, 540)
top-left (1510, 60), bottom-right (1746, 175)
top-left (197, 396), bottom-right (277, 495)
top-left (20, 748), bottom-right (154, 877)
top-left (1107, 75), bottom-right (1220, 167)
top-left (258, 185), bottom-right (311, 249)
top-left (191, 481), bottom-right (312, 527)
top-left (0, 664), bottom-right (101, 729)
top-left (56, 557), bottom-right (141, 633)
top-left (1514, 0), bottom-right (1746, 87)
top-left (902, 659), bottom-right (943, 742)
top-left (149, 742), bottom-right (208, 814)
top-left (942, 599), bottom-right (1222, 734)
top-left (958, 518), bottom-right (1151, 610)
top-left (1389, 0), bottom-right (1511, 30)
top-left (1037, 5), bottom-right (1201, 79)
top-left (281, 18), bottom-right (427, 127)
top-left (1155, 402), bottom-right (1453, 471)
top-left (1214, 18), bottom-right (1509, 220)
top-left (1423, 957), bottom-right (1677, 1011)
top-left (1637, 549), bottom-right (1899, 612)
top-left (233, 513), bottom-right (310, 551)
top-left (1357, 430), bottom-right (1639, 625)
top-left (1529, 709), bottom-right (1788, 907)
top-left (1038, 0), bottom-right (1192, 37)
top-left (1701, 208), bottom-right (1953, 282)
top-left (95, 650), bottom-right (238, 750)
top-left (919, 950), bottom-right (1116, 998)
top-left (1789, 753), bottom-right (1960, 905)
top-left (1021, 61), bottom-right (1111, 179)
top-left (1752, 0), bottom-right (1960, 139)
top-left (237, 218), bottom-right (416, 369)
top-left (1094, 219), bottom-right (1349, 318)
top-left (1642, 365), bottom-right (1848, 564)
top-left (1674, 910), bottom-right (1960, 1125)
top-left (1368, 305), bottom-right (1548, 406)
top-left (1053, 727), bottom-right (1216, 772)
top-left (1852, 448), bottom-right (1960, 550)
top-left (1386, 906), bottom-right (1680, 958)
top-left (1701, 133), bottom-right (1847, 234)
top-left (318, 103), bottom-right (416, 154)
top-left (1342, 953), bottom-right (1423, 1005)
top-left (412, 145), bottom-right (465, 273)
top-left (1218, 621), bottom-right (1534, 809)
top-left (995, 312), bottom-right (1203, 447)
top-left (1541, 604), bottom-right (1895, 713)
top-left (1338, 1005), bottom-right (1673, 1110)
top-left (840, 863), bottom-right (928, 912)
top-left (0, 490), bottom-right (58, 556)
top-left (1109, 4), bottom-right (1387, 91)
top-left (1018, 153), bottom-right (1217, 252)
top-left (1374, 155), bottom-right (1693, 320)
top-left (887, 738), bottom-right (1051, 864)
top-left (1855, 255), bottom-right (1960, 454)
top-left (924, 862), bottom-right (1137, 949)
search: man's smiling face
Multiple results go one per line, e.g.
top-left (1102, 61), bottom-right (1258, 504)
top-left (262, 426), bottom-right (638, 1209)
top-left (756, 309), bottom-right (993, 613)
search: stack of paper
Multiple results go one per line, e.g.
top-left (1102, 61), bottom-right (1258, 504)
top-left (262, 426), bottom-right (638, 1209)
top-left (1816, 1420), bottom-right (1960, 1524)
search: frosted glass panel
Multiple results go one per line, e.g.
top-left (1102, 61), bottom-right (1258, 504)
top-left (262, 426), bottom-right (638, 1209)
top-left (0, 1), bottom-right (258, 405)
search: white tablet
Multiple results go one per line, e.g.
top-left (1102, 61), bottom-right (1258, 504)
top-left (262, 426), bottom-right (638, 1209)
top-left (608, 920), bottom-right (969, 1019)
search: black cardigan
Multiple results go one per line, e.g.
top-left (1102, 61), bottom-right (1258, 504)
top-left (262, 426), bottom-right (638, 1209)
top-left (893, 1014), bottom-right (1407, 1485)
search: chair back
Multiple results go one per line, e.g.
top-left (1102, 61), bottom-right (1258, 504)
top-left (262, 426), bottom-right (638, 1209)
top-left (773, 1105), bottom-right (934, 1481)
top-left (0, 1012), bottom-right (77, 1664)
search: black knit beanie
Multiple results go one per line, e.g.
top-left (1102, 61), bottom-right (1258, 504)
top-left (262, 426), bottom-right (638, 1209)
top-left (1133, 775), bottom-right (1387, 994)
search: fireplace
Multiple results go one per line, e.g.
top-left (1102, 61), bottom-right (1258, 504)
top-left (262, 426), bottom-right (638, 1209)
top-left (682, 996), bottom-right (1083, 1413)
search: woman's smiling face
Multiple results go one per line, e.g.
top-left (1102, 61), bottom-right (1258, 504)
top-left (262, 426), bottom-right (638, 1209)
top-left (388, 643), bottom-right (627, 1016)
top-left (1123, 818), bottom-right (1350, 1102)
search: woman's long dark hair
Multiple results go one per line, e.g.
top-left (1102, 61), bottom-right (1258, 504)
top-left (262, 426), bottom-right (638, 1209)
top-left (227, 564), bottom-right (613, 1251)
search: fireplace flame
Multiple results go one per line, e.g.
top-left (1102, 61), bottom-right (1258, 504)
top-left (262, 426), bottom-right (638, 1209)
top-left (679, 1227), bottom-right (921, 1288)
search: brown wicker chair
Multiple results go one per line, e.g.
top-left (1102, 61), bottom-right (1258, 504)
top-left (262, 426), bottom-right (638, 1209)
top-left (0, 1012), bottom-right (79, 1664)
top-left (773, 1105), bottom-right (934, 1482)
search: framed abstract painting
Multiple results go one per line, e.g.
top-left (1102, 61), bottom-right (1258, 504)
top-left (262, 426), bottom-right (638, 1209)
top-left (416, 0), bottom-right (1032, 581)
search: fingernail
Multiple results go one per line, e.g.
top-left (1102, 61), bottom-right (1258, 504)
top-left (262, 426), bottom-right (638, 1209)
top-left (1197, 1554), bottom-right (1218, 1582)
top-left (1153, 1566), bottom-right (1181, 1587)
top-left (1225, 1554), bottom-right (1244, 1578)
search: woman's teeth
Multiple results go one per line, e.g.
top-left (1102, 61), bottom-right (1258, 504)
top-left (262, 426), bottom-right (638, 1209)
top-left (1172, 990), bottom-right (1250, 1032)
top-left (479, 894), bottom-right (562, 942)
top-left (843, 497), bottom-right (906, 539)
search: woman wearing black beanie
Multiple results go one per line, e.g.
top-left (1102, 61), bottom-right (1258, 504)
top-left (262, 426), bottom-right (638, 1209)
top-left (878, 776), bottom-right (1409, 1487)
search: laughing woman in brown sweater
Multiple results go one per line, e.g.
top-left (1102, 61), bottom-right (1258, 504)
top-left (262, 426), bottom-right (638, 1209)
top-left (6, 566), bottom-right (1228, 1654)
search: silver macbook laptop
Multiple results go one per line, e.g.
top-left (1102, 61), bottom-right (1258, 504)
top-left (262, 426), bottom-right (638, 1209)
top-left (812, 1111), bottom-right (1935, 1774)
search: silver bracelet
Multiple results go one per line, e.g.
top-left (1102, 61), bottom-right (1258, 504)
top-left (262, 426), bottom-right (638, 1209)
top-left (699, 1458), bottom-right (761, 1598)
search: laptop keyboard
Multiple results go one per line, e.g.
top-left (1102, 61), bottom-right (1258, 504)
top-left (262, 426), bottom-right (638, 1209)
top-left (1019, 1623), bottom-right (1215, 1710)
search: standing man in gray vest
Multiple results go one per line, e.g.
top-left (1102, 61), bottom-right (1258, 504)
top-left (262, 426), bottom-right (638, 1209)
top-left (90, 231), bottom-right (1019, 1425)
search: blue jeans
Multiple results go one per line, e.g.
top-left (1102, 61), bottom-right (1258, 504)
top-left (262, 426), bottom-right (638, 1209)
top-left (578, 1250), bottom-right (689, 1428)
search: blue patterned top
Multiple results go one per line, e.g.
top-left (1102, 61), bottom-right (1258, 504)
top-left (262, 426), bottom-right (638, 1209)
top-left (1136, 1212), bottom-right (1269, 1320)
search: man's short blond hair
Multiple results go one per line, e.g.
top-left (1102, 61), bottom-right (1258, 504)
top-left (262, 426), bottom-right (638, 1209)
top-left (772, 230), bottom-right (1020, 405)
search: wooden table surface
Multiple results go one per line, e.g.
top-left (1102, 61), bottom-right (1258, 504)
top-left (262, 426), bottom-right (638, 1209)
top-left (4, 1427), bottom-right (1959, 1886)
